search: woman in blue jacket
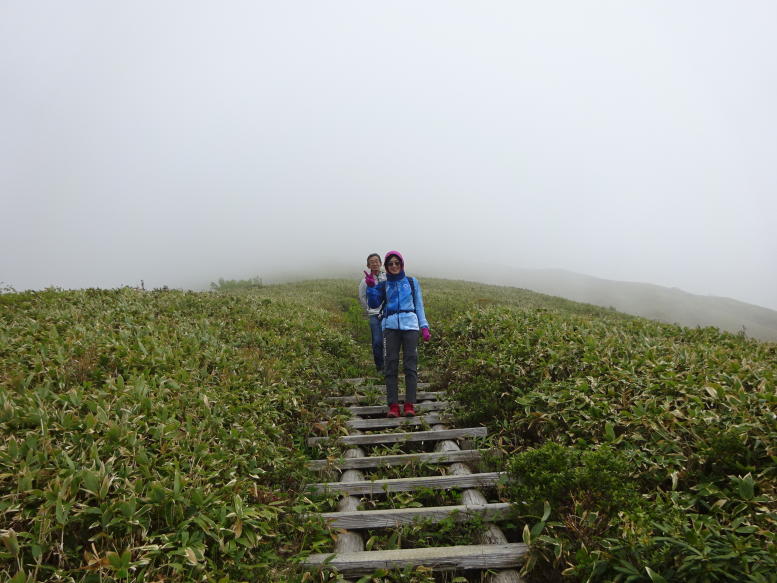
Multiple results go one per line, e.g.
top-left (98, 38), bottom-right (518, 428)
top-left (365, 251), bottom-right (430, 417)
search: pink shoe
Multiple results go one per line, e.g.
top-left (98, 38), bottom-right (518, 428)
top-left (387, 403), bottom-right (401, 418)
top-left (403, 402), bottom-right (416, 417)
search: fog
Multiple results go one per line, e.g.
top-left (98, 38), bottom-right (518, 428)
top-left (2, 1), bottom-right (776, 310)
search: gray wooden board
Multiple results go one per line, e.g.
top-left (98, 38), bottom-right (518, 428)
top-left (358, 382), bottom-right (431, 391)
top-left (334, 415), bottom-right (445, 430)
top-left (308, 426), bottom-right (487, 446)
top-left (306, 448), bottom-right (486, 471)
top-left (327, 391), bottom-right (443, 405)
top-left (318, 502), bottom-right (512, 529)
top-left (329, 382), bottom-right (432, 392)
top-left (346, 413), bottom-right (442, 429)
top-left (302, 543), bottom-right (528, 575)
top-left (341, 400), bottom-right (448, 416)
top-left (310, 471), bottom-right (505, 495)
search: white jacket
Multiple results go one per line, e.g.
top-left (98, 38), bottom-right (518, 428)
top-left (358, 271), bottom-right (386, 316)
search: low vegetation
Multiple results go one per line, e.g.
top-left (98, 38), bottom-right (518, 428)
top-left (2, 278), bottom-right (775, 582)
top-left (424, 280), bottom-right (777, 582)
top-left (0, 283), bottom-right (361, 582)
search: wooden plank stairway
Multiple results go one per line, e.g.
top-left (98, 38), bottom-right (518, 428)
top-left (301, 378), bottom-right (527, 581)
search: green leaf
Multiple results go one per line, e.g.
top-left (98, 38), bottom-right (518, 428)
top-left (82, 469), bottom-right (99, 495)
top-left (645, 566), bottom-right (669, 582)
top-left (107, 551), bottom-right (123, 569)
top-left (55, 499), bottom-right (68, 525)
top-left (30, 543), bottom-right (43, 564)
top-left (530, 519), bottom-right (546, 538)
top-left (2, 530), bottom-right (20, 556)
top-left (541, 500), bottom-right (551, 522)
top-left (737, 473), bottom-right (755, 500)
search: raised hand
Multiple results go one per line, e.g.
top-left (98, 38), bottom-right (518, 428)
top-left (364, 271), bottom-right (376, 287)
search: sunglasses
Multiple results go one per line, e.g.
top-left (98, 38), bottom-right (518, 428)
top-left (386, 260), bottom-right (401, 266)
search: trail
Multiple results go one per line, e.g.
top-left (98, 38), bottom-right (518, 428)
top-left (300, 377), bottom-right (526, 582)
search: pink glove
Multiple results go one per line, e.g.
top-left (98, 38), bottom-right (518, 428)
top-left (363, 271), bottom-right (376, 287)
top-left (421, 327), bottom-right (431, 342)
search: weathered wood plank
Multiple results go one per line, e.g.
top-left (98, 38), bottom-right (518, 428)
top-left (310, 472), bottom-right (505, 495)
top-left (306, 448), bottom-right (487, 471)
top-left (319, 502), bottom-right (512, 529)
top-left (327, 391), bottom-right (443, 405)
top-left (318, 415), bottom-right (444, 430)
top-left (336, 400), bottom-right (448, 415)
top-left (328, 381), bottom-right (431, 393)
top-left (436, 436), bottom-right (525, 582)
top-left (334, 439), bottom-right (366, 554)
top-left (308, 426), bottom-right (487, 447)
top-left (356, 383), bottom-right (431, 391)
top-left (302, 543), bottom-right (528, 575)
top-left (490, 570), bottom-right (526, 583)
top-left (372, 383), bottom-right (432, 393)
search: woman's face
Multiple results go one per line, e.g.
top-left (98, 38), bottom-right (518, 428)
top-left (386, 257), bottom-right (402, 275)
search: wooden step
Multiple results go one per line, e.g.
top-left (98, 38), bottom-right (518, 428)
top-left (302, 543), bottom-right (528, 575)
top-left (339, 400), bottom-right (449, 416)
top-left (319, 502), bottom-right (512, 529)
top-left (307, 448), bottom-right (487, 471)
top-left (308, 426), bottom-right (487, 447)
top-left (337, 378), bottom-right (368, 384)
top-left (310, 472), bottom-right (504, 495)
top-left (317, 415), bottom-right (444, 431)
top-left (327, 391), bottom-right (443, 405)
top-left (357, 383), bottom-right (431, 392)
top-left (329, 381), bottom-right (431, 392)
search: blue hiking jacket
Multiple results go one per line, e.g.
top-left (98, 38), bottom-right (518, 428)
top-left (367, 272), bottom-right (429, 331)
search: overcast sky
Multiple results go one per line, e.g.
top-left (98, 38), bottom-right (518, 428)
top-left (2, 1), bottom-right (776, 310)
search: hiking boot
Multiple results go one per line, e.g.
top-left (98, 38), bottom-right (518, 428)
top-left (387, 403), bottom-right (401, 418)
top-left (403, 402), bottom-right (416, 417)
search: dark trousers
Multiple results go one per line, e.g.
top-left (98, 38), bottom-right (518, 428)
top-left (383, 329), bottom-right (419, 405)
top-left (368, 315), bottom-right (384, 371)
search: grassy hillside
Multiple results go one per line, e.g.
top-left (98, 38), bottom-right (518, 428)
top-left (1, 279), bottom-right (775, 582)
top-left (381, 265), bottom-right (776, 342)
top-left (422, 279), bottom-right (776, 582)
top-left (0, 282), bottom-right (364, 582)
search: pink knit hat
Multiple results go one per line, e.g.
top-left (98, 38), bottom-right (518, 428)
top-left (384, 250), bottom-right (404, 268)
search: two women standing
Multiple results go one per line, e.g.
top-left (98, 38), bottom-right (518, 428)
top-left (364, 251), bottom-right (430, 418)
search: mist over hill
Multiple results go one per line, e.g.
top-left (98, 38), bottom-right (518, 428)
top-left (423, 265), bottom-right (777, 342)
top-left (255, 263), bottom-right (777, 342)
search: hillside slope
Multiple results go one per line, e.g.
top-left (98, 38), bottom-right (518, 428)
top-left (2, 279), bottom-right (775, 582)
top-left (421, 278), bottom-right (777, 582)
top-left (414, 266), bottom-right (777, 342)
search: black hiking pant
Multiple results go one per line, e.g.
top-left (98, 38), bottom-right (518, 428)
top-left (383, 329), bottom-right (419, 405)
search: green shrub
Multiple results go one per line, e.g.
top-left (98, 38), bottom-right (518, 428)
top-left (419, 280), bottom-right (777, 582)
top-left (508, 442), bottom-right (640, 520)
top-left (0, 284), bottom-right (364, 582)
top-left (209, 276), bottom-right (263, 291)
